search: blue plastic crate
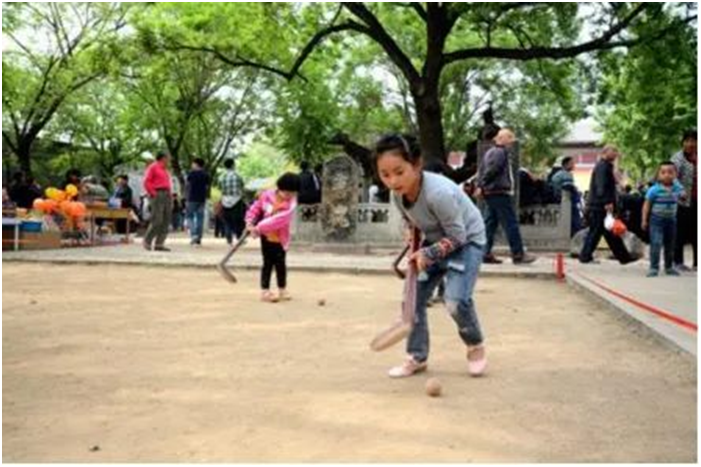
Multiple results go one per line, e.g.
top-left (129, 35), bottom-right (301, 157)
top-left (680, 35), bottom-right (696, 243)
top-left (20, 220), bottom-right (43, 233)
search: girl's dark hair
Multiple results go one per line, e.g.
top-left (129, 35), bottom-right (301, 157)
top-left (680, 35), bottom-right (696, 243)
top-left (276, 172), bottom-right (301, 192)
top-left (373, 134), bottom-right (421, 166)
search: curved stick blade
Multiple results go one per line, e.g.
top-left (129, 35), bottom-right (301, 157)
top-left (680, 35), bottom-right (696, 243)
top-left (217, 231), bottom-right (249, 284)
top-left (217, 263), bottom-right (237, 283)
top-left (370, 227), bottom-right (420, 352)
top-left (369, 322), bottom-right (412, 352)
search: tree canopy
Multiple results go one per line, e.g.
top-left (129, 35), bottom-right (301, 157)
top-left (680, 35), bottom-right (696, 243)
top-left (2, 2), bottom-right (697, 185)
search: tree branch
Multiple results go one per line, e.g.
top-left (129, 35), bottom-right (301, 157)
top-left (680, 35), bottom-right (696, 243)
top-left (2, 131), bottom-right (19, 156)
top-left (478, 2), bottom-right (548, 47)
top-left (21, 56), bottom-right (60, 135)
top-left (5, 30), bottom-right (43, 68)
top-left (444, 3), bottom-right (656, 64)
top-left (618, 13), bottom-right (698, 49)
top-left (286, 19), bottom-right (372, 81)
top-left (51, 3), bottom-right (72, 57)
top-left (341, 2), bottom-right (421, 85)
top-left (167, 19), bottom-right (370, 84)
top-left (7, 106), bottom-right (22, 140)
top-left (505, 24), bottom-right (564, 99)
top-left (496, 3), bottom-right (541, 15)
top-left (448, 2), bottom-right (543, 33)
top-left (392, 2), bottom-right (428, 22)
top-left (32, 72), bottom-right (102, 134)
top-left (167, 42), bottom-right (303, 81)
top-left (446, 2), bottom-right (472, 30)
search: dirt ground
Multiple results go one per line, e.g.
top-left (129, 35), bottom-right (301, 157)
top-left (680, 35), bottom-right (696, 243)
top-left (2, 263), bottom-right (696, 462)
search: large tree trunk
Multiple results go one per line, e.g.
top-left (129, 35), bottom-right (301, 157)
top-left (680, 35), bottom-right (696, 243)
top-left (414, 4), bottom-right (448, 165)
top-left (170, 150), bottom-right (186, 197)
top-left (413, 81), bottom-right (446, 164)
top-left (165, 136), bottom-right (186, 196)
top-left (17, 137), bottom-right (34, 178)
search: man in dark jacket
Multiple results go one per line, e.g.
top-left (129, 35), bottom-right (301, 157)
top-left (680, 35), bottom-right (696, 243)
top-left (297, 161), bottom-right (321, 205)
top-left (579, 145), bottom-right (634, 264)
top-left (186, 157), bottom-right (210, 246)
top-left (476, 129), bottom-right (536, 264)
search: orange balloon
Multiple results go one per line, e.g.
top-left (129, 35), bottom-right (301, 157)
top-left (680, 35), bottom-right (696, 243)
top-left (43, 199), bottom-right (58, 214)
top-left (59, 200), bottom-right (72, 216)
top-left (32, 198), bottom-right (45, 211)
top-left (66, 202), bottom-right (81, 218)
top-left (72, 202), bottom-right (86, 218)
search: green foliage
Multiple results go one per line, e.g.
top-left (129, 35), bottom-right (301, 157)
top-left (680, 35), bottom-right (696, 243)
top-left (2, 2), bottom-right (132, 173)
top-left (236, 140), bottom-right (291, 181)
top-left (3, 2), bottom-right (696, 182)
top-left (269, 58), bottom-right (339, 165)
top-left (46, 79), bottom-right (155, 179)
top-left (596, 5), bottom-right (697, 181)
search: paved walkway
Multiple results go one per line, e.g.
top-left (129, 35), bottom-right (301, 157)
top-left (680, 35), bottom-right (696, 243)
top-left (567, 260), bottom-right (697, 355)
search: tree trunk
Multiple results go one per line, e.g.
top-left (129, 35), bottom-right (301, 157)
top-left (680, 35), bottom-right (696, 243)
top-left (170, 150), bottom-right (186, 197)
top-left (17, 137), bottom-right (34, 178)
top-left (2, 154), bottom-right (12, 185)
top-left (165, 136), bottom-right (186, 197)
top-left (414, 3), bottom-right (449, 165)
top-left (413, 81), bottom-right (446, 164)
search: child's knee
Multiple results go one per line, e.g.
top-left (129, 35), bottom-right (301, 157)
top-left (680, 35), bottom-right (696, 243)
top-left (445, 300), bottom-right (460, 319)
top-left (445, 298), bottom-right (474, 317)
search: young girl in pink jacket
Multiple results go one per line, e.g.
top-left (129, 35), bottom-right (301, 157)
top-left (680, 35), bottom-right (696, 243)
top-left (245, 173), bottom-right (301, 302)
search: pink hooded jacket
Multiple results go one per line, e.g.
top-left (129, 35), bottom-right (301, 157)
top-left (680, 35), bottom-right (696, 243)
top-left (245, 189), bottom-right (297, 251)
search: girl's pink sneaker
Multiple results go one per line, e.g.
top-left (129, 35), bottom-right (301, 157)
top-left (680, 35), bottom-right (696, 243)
top-left (467, 345), bottom-right (487, 377)
top-left (388, 356), bottom-right (427, 378)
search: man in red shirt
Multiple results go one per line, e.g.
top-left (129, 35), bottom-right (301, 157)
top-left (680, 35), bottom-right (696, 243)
top-left (143, 151), bottom-right (173, 251)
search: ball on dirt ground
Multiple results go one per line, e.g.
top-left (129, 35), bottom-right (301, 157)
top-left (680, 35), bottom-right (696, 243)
top-left (425, 377), bottom-right (442, 397)
top-left (317, 298), bottom-right (326, 306)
